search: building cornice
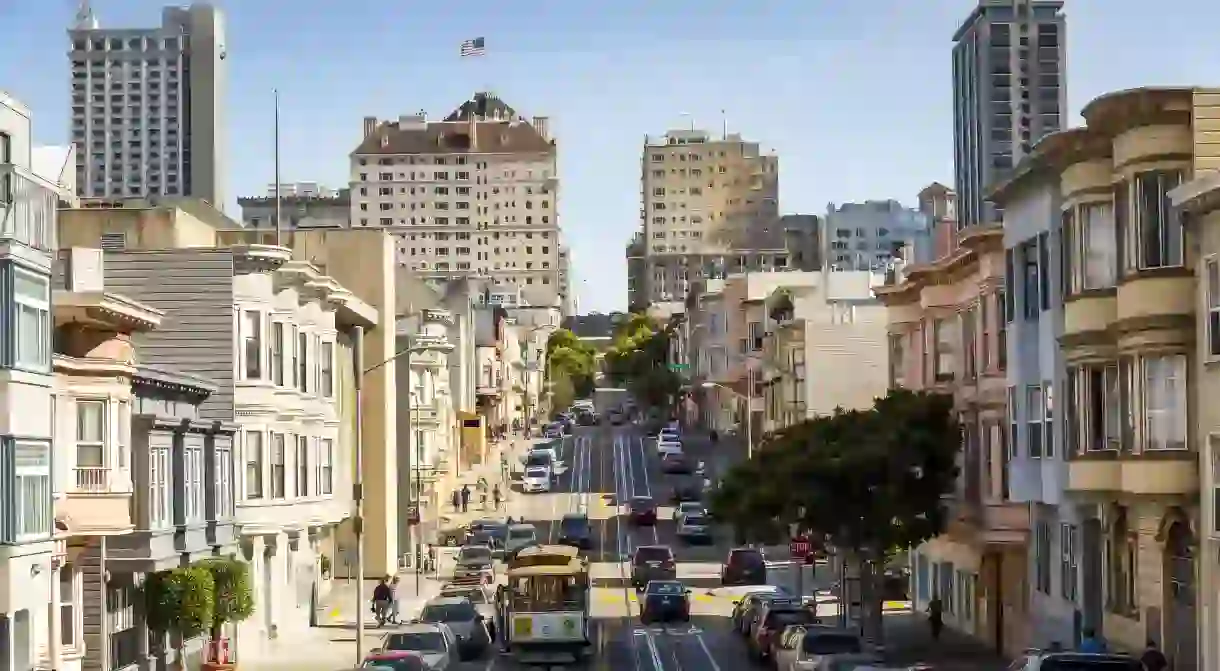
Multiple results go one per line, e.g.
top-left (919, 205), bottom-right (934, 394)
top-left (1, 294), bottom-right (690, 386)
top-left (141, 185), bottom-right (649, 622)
top-left (231, 244), bottom-right (293, 273)
top-left (273, 260), bottom-right (378, 327)
top-left (133, 364), bottom-right (218, 402)
top-left (53, 290), bottom-right (164, 332)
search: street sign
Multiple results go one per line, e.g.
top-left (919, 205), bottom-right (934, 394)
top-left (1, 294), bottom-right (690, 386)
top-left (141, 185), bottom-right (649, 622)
top-left (789, 539), bottom-right (810, 556)
top-left (406, 504), bottom-right (421, 525)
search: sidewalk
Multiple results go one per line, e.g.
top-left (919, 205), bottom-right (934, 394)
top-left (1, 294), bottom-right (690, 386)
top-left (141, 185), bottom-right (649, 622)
top-left (427, 435), bottom-right (543, 533)
top-left (880, 611), bottom-right (1010, 670)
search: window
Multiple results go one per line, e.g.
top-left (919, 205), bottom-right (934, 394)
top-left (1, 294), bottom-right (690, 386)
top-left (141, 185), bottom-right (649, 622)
top-left (1065, 201), bottom-right (1117, 292)
top-left (288, 325), bottom-right (299, 388)
top-left (1034, 520), bottom-right (1052, 593)
top-left (60, 564), bottom-right (77, 647)
top-left (1038, 232), bottom-right (1050, 311)
top-left (1003, 251), bottom-right (1015, 322)
top-left (1006, 387), bottom-right (1018, 460)
top-left (184, 447), bottom-right (204, 521)
top-left (1212, 438), bottom-right (1220, 535)
top-left (961, 307), bottom-right (977, 380)
top-left (1107, 507), bottom-right (1137, 614)
top-left (1022, 241), bottom-right (1040, 319)
top-left (13, 267), bottom-right (51, 370)
top-left (980, 296), bottom-right (991, 372)
top-left (214, 448), bottom-right (233, 518)
top-left (295, 436), bottom-right (310, 497)
top-left (1071, 364), bottom-right (1120, 453)
top-left (1060, 523), bottom-right (1078, 601)
top-left (888, 333), bottom-right (904, 388)
top-left (242, 311), bottom-right (262, 379)
top-left (270, 321), bottom-right (285, 385)
top-left (933, 318), bottom-right (954, 382)
top-left (995, 290), bottom-right (1007, 371)
top-left (75, 400), bottom-right (106, 478)
top-left (1125, 170), bottom-right (1184, 270)
top-left (1043, 381), bottom-right (1054, 458)
top-left (12, 440), bottom-right (52, 540)
top-left (148, 447), bottom-right (171, 528)
top-left (271, 433), bottom-right (286, 498)
top-left (297, 331), bottom-right (309, 392)
top-left (321, 341), bottom-right (334, 397)
top-left (117, 401), bottom-right (128, 469)
top-left (1142, 354), bottom-right (1187, 451)
top-left (1027, 385), bottom-right (1043, 458)
top-left (244, 431), bottom-right (264, 499)
top-left (1206, 256), bottom-right (1220, 359)
top-left (0, 131), bottom-right (11, 202)
top-left (320, 438), bottom-right (334, 495)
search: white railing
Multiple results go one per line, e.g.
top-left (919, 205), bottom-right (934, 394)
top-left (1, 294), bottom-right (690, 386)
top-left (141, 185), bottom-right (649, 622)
top-left (73, 466), bottom-right (112, 492)
top-left (0, 163), bottom-right (61, 252)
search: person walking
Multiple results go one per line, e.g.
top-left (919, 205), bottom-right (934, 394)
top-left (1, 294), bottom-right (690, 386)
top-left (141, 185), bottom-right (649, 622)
top-left (1139, 640), bottom-right (1167, 671)
top-left (460, 485), bottom-right (471, 513)
top-left (493, 484), bottom-right (502, 510)
top-left (926, 596), bottom-right (944, 642)
top-left (371, 576), bottom-right (393, 627)
top-left (451, 489), bottom-right (460, 513)
top-left (388, 576), bottom-right (402, 624)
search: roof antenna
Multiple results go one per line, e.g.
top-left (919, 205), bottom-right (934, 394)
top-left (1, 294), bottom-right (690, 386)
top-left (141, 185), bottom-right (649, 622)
top-left (73, 0), bottom-right (98, 29)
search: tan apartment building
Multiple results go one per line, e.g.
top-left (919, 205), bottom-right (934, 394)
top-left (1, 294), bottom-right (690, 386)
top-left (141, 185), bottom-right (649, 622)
top-left (350, 92), bottom-right (570, 312)
top-left (56, 202), bottom-right (411, 583)
top-left (875, 224), bottom-right (1028, 656)
top-left (638, 129), bottom-right (781, 306)
top-left (758, 271), bottom-right (889, 434)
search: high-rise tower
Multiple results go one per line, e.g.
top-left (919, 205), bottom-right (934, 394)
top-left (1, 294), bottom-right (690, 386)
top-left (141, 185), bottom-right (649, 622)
top-left (68, 3), bottom-right (227, 207)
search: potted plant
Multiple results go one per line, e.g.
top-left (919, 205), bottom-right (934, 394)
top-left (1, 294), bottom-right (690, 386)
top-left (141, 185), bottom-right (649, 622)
top-left (145, 565), bottom-right (215, 671)
top-left (201, 557), bottom-right (254, 671)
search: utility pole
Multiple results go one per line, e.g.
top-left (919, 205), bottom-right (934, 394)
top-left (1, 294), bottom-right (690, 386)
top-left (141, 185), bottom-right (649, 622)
top-left (352, 326), bottom-right (366, 661)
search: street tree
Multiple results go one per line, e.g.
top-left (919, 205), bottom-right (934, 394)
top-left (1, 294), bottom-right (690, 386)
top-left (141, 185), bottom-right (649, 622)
top-left (709, 388), bottom-right (961, 644)
top-left (603, 312), bottom-right (681, 413)
top-left (546, 328), bottom-right (596, 401)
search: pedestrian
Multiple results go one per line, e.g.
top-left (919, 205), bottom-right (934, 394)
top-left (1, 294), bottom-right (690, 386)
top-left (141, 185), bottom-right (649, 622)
top-left (371, 576), bottom-right (393, 626)
top-left (461, 485), bottom-right (470, 513)
top-left (493, 484), bottom-right (502, 509)
top-left (1139, 639), bottom-right (1168, 671)
top-left (388, 576), bottom-right (402, 624)
top-left (423, 544), bottom-right (436, 574)
top-left (507, 515), bottom-right (515, 525)
top-left (926, 596), bottom-right (943, 641)
top-left (451, 489), bottom-right (460, 513)
top-left (1079, 628), bottom-right (1105, 653)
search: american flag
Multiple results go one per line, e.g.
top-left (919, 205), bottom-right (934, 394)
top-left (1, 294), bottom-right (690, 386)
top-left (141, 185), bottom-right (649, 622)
top-left (460, 37), bottom-right (486, 57)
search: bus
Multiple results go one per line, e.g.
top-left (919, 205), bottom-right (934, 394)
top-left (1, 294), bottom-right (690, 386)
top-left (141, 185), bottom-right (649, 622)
top-left (500, 545), bottom-right (591, 665)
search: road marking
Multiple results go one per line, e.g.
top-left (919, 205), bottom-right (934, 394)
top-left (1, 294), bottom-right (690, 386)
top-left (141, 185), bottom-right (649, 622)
top-left (642, 625), bottom-right (665, 671)
top-left (693, 631), bottom-right (721, 671)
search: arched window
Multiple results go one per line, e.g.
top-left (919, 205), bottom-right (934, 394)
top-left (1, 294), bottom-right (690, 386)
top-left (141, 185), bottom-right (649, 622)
top-left (1106, 506), bottom-right (1137, 614)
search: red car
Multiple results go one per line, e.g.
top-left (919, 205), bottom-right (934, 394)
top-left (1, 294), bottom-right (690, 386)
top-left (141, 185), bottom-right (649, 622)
top-left (360, 650), bottom-right (428, 671)
top-left (627, 496), bottom-right (657, 525)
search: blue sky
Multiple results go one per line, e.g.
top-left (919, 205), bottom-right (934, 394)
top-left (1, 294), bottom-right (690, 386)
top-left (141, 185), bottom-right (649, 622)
top-left (1, 0), bottom-right (1216, 313)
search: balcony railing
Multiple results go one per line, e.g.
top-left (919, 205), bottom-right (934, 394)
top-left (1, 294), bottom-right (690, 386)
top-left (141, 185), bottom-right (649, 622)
top-left (0, 163), bottom-right (61, 252)
top-left (73, 466), bottom-right (112, 492)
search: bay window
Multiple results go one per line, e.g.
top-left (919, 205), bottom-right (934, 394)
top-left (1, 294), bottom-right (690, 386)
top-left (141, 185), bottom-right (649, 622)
top-left (1064, 201), bottom-right (1117, 293)
top-left (320, 438), bottom-right (334, 495)
top-left (6, 438), bottom-right (52, 542)
top-left (933, 318), bottom-right (954, 382)
top-left (271, 433), bottom-right (286, 499)
top-left (995, 290), bottom-right (1007, 371)
top-left (961, 307), bottom-right (977, 380)
top-left (1142, 354), bottom-right (1187, 451)
top-left (183, 446), bottom-right (204, 521)
top-left (1125, 170), bottom-right (1185, 270)
top-left (242, 310), bottom-right (262, 380)
top-left (148, 446), bottom-right (171, 528)
top-left (61, 563), bottom-right (77, 648)
top-left (214, 447), bottom-right (233, 518)
top-left (1043, 381), bottom-right (1054, 458)
top-left (75, 400), bottom-right (107, 490)
top-left (1070, 364), bottom-right (1120, 453)
top-left (1027, 385), bottom-right (1044, 458)
top-left (12, 265), bottom-right (51, 371)
top-left (295, 435), bottom-right (310, 497)
top-left (1006, 387), bottom-right (1018, 460)
top-left (270, 321), bottom-right (284, 385)
top-left (297, 330), bottom-right (309, 393)
top-left (244, 430), bottom-right (264, 499)
top-left (289, 325), bottom-right (299, 388)
top-left (321, 340), bottom-right (335, 397)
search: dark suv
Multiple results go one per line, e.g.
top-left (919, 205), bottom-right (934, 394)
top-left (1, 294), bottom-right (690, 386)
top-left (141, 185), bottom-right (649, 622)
top-left (630, 545), bottom-right (677, 589)
top-left (722, 547), bottom-right (767, 586)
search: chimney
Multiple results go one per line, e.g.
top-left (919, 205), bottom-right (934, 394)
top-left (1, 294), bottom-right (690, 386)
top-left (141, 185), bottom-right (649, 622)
top-left (468, 113), bottom-right (478, 150)
top-left (532, 116), bottom-right (549, 141)
top-left (363, 116), bottom-right (377, 138)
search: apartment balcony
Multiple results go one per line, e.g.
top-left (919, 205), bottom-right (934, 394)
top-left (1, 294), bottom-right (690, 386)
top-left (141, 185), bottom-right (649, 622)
top-left (0, 162), bottom-right (61, 254)
top-left (1067, 451), bottom-right (1195, 498)
top-left (58, 465), bottom-right (133, 535)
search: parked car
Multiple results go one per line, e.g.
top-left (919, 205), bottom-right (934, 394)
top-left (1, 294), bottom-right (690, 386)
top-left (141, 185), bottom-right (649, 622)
top-left (730, 587), bottom-right (790, 635)
top-left (1004, 650), bottom-right (1143, 670)
top-left (722, 547), bottom-right (768, 586)
top-left (630, 545), bottom-right (677, 589)
top-left (418, 596), bottom-right (490, 660)
top-left (378, 623), bottom-right (457, 670)
top-left (639, 580), bottom-right (691, 623)
top-left (627, 496), bottom-right (657, 525)
top-left (748, 602), bottom-right (819, 661)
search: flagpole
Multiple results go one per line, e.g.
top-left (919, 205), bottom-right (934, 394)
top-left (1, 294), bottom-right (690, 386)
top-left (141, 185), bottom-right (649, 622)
top-left (274, 88), bottom-right (282, 246)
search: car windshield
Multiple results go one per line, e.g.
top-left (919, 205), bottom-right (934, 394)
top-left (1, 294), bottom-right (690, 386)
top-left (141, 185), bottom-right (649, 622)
top-left (647, 582), bottom-right (684, 595)
top-left (420, 602), bottom-right (476, 622)
top-left (684, 515), bottom-right (708, 526)
top-left (730, 550), bottom-right (765, 567)
top-left (362, 658), bottom-right (426, 671)
top-left (525, 454), bottom-right (551, 467)
top-left (458, 547), bottom-right (491, 563)
top-left (1040, 661), bottom-right (1143, 671)
top-left (634, 547), bottom-right (672, 563)
top-left (383, 631), bottom-right (447, 652)
top-left (525, 468), bottom-right (548, 478)
top-left (508, 527), bottom-right (536, 541)
top-left (631, 498), bottom-right (655, 511)
top-left (802, 632), bottom-right (862, 655)
top-left (441, 589), bottom-right (488, 604)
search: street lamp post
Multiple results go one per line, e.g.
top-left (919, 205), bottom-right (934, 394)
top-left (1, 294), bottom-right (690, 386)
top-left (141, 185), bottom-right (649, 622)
top-left (353, 329), bottom-right (453, 663)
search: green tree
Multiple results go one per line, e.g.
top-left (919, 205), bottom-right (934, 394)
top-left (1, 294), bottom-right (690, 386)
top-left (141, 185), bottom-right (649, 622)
top-left (549, 369), bottom-right (576, 412)
top-left (546, 329), bottom-right (596, 408)
top-left (202, 557), bottom-right (254, 662)
top-left (145, 565), bottom-right (216, 669)
top-left (602, 312), bottom-right (681, 413)
top-left (709, 389), bottom-right (961, 644)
